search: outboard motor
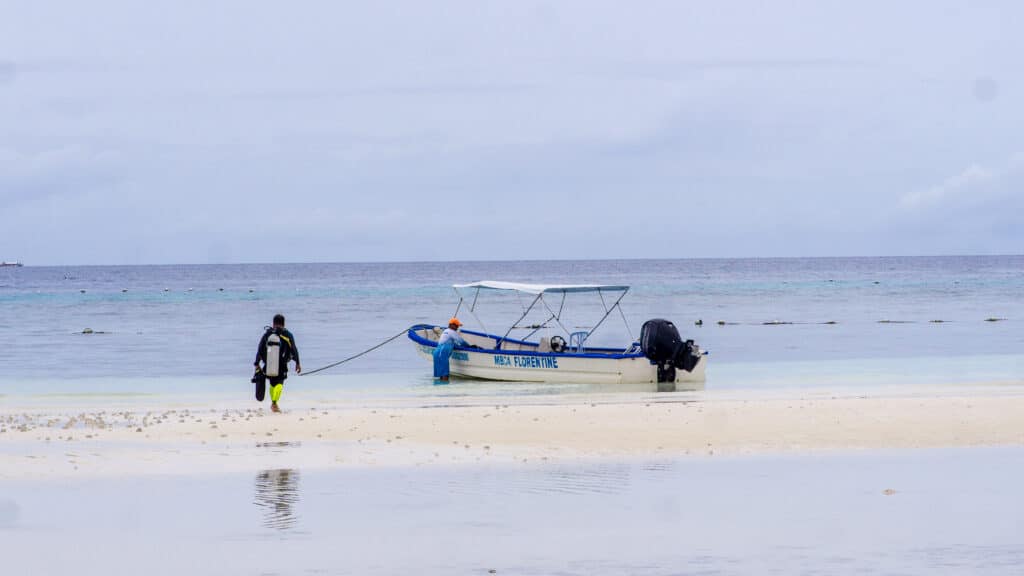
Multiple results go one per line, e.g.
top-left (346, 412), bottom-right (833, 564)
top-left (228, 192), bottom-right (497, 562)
top-left (640, 319), bottom-right (702, 383)
top-left (676, 339), bottom-right (701, 372)
top-left (640, 319), bottom-right (680, 383)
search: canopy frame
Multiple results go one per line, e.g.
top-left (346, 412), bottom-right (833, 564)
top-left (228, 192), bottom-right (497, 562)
top-left (451, 280), bottom-right (633, 350)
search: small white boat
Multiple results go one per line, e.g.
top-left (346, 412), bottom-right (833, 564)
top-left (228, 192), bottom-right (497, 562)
top-left (408, 281), bottom-right (707, 384)
top-left (0, 261), bottom-right (23, 267)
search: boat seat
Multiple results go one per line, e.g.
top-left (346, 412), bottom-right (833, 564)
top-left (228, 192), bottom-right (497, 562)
top-left (569, 331), bottom-right (589, 352)
top-left (538, 337), bottom-right (552, 353)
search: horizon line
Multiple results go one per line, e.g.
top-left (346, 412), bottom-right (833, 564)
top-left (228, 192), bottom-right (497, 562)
top-left (8, 253), bottom-right (1023, 268)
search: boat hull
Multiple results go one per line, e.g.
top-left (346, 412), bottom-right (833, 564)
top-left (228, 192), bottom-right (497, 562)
top-left (409, 325), bottom-right (706, 384)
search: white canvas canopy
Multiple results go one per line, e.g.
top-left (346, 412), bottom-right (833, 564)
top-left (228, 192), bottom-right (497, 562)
top-left (453, 281), bottom-right (629, 295)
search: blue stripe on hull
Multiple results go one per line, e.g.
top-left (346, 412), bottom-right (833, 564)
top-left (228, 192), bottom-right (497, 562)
top-left (407, 324), bottom-right (646, 361)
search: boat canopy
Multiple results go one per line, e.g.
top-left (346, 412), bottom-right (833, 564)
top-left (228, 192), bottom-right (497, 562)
top-left (453, 281), bottom-right (629, 295)
top-left (451, 280), bottom-right (635, 348)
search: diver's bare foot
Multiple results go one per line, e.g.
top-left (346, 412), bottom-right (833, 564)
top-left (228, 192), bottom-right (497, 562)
top-left (271, 402), bottom-right (281, 413)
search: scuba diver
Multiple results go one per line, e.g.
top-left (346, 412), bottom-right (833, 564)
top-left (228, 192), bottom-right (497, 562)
top-left (433, 318), bottom-right (475, 381)
top-left (254, 314), bottom-right (301, 412)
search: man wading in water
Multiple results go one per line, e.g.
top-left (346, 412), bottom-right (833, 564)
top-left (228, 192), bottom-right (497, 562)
top-left (255, 314), bottom-right (301, 413)
top-left (433, 318), bottom-right (479, 381)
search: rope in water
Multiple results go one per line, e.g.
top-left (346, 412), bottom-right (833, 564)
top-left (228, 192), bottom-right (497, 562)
top-left (301, 326), bottom-right (414, 376)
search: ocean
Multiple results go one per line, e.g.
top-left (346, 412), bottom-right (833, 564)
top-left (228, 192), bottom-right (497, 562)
top-left (2, 256), bottom-right (1022, 396)
top-left (4, 256), bottom-right (1024, 576)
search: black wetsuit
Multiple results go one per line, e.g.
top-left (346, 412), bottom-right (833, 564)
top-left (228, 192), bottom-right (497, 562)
top-left (255, 327), bottom-right (300, 385)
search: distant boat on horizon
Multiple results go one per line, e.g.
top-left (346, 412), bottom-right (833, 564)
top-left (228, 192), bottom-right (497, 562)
top-left (1, 261), bottom-right (24, 267)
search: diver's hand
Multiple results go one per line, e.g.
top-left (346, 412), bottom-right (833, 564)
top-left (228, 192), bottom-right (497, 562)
top-left (295, 364), bottom-right (302, 375)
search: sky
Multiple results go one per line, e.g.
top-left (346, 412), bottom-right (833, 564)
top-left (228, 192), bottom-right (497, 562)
top-left (1, 0), bottom-right (1022, 265)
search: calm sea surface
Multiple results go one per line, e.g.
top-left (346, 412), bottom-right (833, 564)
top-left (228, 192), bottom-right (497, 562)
top-left (6, 447), bottom-right (1024, 575)
top-left (2, 256), bottom-right (1022, 394)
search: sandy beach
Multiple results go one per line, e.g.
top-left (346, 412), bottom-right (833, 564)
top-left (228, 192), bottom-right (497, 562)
top-left (4, 384), bottom-right (1024, 480)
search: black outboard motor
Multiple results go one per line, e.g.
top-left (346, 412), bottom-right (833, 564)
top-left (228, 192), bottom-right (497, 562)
top-left (640, 319), bottom-right (702, 383)
top-left (640, 318), bottom-right (681, 383)
top-left (676, 339), bottom-right (701, 372)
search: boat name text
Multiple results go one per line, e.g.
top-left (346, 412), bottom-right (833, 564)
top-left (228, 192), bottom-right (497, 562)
top-left (494, 355), bottom-right (559, 369)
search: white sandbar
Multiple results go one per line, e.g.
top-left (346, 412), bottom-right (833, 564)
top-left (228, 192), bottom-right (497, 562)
top-left (3, 384), bottom-right (1024, 479)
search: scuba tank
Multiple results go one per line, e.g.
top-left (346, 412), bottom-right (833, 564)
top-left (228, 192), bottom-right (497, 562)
top-left (265, 331), bottom-right (282, 378)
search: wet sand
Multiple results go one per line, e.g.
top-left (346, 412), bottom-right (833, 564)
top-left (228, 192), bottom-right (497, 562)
top-left (3, 384), bottom-right (1024, 479)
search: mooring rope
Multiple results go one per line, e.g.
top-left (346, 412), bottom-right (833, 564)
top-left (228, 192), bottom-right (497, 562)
top-left (301, 326), bottom-right (414, 376)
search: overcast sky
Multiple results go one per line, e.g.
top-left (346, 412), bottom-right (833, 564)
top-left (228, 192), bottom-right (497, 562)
top-left (1, 1), bottom-right (1021, 264)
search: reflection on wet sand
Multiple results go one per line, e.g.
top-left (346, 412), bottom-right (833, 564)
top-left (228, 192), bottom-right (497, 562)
top-left (256, 441), bottom-right (302, 449)
top-left (254, 468), bottom-right (301, 530)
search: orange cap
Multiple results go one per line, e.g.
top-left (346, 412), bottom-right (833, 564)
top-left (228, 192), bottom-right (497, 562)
top-left (448, 317), bottom-right (463, 327)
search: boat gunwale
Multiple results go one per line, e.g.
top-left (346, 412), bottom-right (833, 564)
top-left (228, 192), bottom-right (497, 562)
top-left (407, 324), bottom-right (647, 361)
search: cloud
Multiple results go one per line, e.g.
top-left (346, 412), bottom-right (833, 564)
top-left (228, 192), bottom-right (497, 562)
top-left (973, 76), bottom-right (998, 102)
top-left (0, 146), bottom-right (123, 205)
top-left (600, 57), bottom-right (877, 82)
top-left (233, 80), bottom-right (537, 102)
top-left (900, 164), bottom-right (994, 208)
top-left (0, 59), bottom-right (80, 85)
top-left (883, 153), bottom-right (1024, 254)
top-left (0, 60), bottom-right (15, 84)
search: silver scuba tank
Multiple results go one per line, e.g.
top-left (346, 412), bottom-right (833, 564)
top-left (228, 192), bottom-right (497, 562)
top-left (265, 332), bottom-right (282, 378)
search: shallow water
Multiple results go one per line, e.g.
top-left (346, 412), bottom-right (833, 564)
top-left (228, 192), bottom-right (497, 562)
top-left (2, 256), bottom-right (1022, 389)
top-left (4, 448), bottom-right (1024, 575)
top-left (6, 351), bottom-right (1022, 411)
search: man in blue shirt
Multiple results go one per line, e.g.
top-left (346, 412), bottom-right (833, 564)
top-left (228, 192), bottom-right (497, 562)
top-left (433, 317), bottom-right (468, 381)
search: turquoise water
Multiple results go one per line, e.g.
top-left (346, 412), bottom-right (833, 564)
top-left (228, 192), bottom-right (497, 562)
top-left (1, 256), bottom-right (1021, 393)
